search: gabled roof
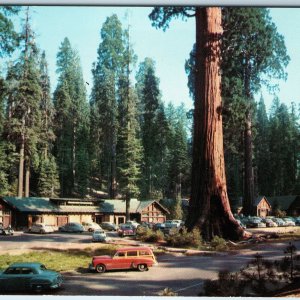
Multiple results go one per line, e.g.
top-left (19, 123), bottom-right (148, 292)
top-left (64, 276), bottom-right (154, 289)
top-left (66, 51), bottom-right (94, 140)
top-left (100, 199), bottom-right (169, 214)
top-left (253, 196), bottom-right (271, 208)
top-left (137, 200), bottom-right (169, 214)
top-left (267, 195), bottom-right (299, 210)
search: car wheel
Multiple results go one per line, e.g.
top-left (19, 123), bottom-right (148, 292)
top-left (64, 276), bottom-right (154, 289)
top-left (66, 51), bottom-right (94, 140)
top-left (88, 228), bottom-right (93, 232)
top-left (96, 264), bottom-right (106, 273)
top-left (40, 229), bottom-right (45, 234)
top-left (137, 264), bottom-right (148, 272)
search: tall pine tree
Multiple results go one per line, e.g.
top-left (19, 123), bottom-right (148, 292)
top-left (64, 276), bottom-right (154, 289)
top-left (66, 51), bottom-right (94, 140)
top-left (54, 37), bottom-right (89, 197)
top-left (5, 7), bottom-right (42, 197)
top-left (90, 14), bottom-right (125, 198)
top-left (117, 26), bottom-right (142, 221)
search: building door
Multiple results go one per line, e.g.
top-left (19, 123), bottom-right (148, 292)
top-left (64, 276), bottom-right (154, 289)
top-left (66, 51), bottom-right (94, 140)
top-left (95, 215), bottom-right (103, 224)
top-left (3, 215), bottom-right (10, 227)
top-left (117, 217), bottom-right (125, 225)
top-left (57, 216), bottom-right (68, 226)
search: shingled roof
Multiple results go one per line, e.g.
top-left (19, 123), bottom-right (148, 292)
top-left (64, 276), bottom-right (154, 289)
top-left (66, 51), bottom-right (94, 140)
top-left (2, 197), bottom-right (102, 213)
top-left (267, 196), bottom-right (299, 211)
top-left (1, 197), bottom-right (168, 215)
top-left (100, 199), bottom-right (169, 214)
top-left (253, 196), bottom-right (271, 207)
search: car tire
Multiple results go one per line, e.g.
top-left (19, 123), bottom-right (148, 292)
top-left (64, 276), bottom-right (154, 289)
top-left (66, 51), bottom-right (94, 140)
top-left (88, 228), bottom-right (93, 232)
top-left (137, 264), bottom-right (148, 272)
top-left (40, 229), bottom-right (45, 234)
top-left (96, 264), bottom-right (106, 273)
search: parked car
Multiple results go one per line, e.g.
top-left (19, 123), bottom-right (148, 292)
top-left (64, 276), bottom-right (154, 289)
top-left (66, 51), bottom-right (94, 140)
top-left (0, 262), bottom-right (63, 292)
top-left (283, 217), bottom-right (296, 226)
top-left (58, 222), bottom-right (84, 233)
top-left (0, 223), bottom-right (14, 236)
top-left (246, 217), bottom-right (266, 228)
top-left (92, 229), bottom-right (107, 242)
top-left (100, 222), bottom-right (118, 231)
top-left (82, 222), bottom-right (101, 232)
top-left (153, 223), bottom-right (165, 231)
top-left (294, 217), bottom-right (300, 226)
top-left (138, 222), bottom-right (154, 229)
top-left (118, 224), bottom-right (135, 237)
top-left (272, 218), bottom-right (286, 227)
top-left (164, 220), bottom-right (181, 228)
top-left (89, 246), bottom-right (157, 273)
top-left (264, 218), bottom-right (278, 227)
top-left (124, 220), bottom-right (140, 229)
top-left (29, 223), bottom-right (55, 234)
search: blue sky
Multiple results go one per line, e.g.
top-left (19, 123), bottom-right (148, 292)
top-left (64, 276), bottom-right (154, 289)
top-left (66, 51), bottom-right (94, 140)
top-left (8, 7), bottom-right (300, 112)
top-left (28, 6), bottom-right (195, 109)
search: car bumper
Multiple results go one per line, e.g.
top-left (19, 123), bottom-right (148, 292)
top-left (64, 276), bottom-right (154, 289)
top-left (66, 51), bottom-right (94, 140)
top-left (92, 238), bottom-right (106, 242)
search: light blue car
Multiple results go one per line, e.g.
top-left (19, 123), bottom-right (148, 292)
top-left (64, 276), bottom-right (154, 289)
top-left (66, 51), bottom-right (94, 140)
top-left (92, 229), bottom-right (107, 242)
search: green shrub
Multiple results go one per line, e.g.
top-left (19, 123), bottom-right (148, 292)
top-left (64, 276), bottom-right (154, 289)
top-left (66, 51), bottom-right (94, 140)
top-left (165, 227), bottom-right (202, 248)
top-left (136, 226), bottom-right (164, 242)
top-left (210, 236), bottom-right (228, 251)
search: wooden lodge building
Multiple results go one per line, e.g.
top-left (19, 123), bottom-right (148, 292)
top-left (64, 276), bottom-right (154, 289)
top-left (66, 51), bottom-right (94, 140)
top-left (252, 196), bottom-right (272, 218)
top-left (0, 197), bottom-right (169, 230)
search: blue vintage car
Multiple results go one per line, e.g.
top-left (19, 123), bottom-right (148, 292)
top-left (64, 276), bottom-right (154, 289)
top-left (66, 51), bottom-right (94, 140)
top-left (0, 262), bottom-right (63, 293)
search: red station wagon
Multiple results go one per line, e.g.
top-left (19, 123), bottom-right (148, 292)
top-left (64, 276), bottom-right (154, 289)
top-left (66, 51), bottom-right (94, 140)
top-left (89, 246), bottom-right (157, 273)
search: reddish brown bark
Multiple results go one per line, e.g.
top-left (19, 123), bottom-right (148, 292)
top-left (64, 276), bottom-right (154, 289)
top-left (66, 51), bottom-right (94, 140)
top-left (186, 7), bottom-right (246, 241)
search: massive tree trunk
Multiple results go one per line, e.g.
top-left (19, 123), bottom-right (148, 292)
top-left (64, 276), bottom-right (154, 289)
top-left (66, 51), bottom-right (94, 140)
top-left (186, 7), bottom-right (245, 241)
top-left (18, 137), bottom-right (25, 197)
top-left (25, 159), bottom-right (30, 197)
top-left (243, 109), bottom-right (255, 215)
top-left (125, 194), bottom-right (130, 222)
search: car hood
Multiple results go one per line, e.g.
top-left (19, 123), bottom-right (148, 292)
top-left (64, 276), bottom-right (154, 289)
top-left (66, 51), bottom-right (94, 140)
top-left (93, 255), bottom-right (112, 260)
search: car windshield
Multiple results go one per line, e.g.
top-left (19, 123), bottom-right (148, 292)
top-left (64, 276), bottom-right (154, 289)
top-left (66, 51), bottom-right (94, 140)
top-left (114, 252), bottom-right (126, 257)
top-left (121, 225), bottom-right (132, 229)
top-left (40, 264), bottom-right (47, 270)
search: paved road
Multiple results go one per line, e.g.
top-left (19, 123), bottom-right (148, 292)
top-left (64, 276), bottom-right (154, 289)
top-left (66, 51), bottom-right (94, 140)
top-left (0, 231), bottom-right (299, 296)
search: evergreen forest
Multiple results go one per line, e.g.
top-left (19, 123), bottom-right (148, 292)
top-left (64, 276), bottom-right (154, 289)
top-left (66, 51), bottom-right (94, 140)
top-left (0, 6), bottom-right (299, 218)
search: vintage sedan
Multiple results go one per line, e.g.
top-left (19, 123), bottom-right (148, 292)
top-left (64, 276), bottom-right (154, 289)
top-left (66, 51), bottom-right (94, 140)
top-left (100, 222), bottom-right (118, 231)
top-left (89, 246), bottom-right (157, 273)
top-left (29, 223), bottom-right (55, 234)
top-left (82, 222), bottom-right (101, 232)
top-left (59, 222), bottom-right (84, 233)
top-left (0, 262), bottom-right (63, 293)
top-left (117, 224), bottom-right (135, 237)
top-left (92, 229), bottom-right (107, 242)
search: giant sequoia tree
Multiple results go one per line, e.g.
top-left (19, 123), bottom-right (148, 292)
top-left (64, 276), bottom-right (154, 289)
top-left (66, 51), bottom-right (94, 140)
top-left (186, 8), bottom-right (290, 215)
top-left (54, 37), bottom-right (89, 197)
top-left (90, 15), bottom-right (125, 198)
top-left (150, 7), bottom-right (244, 240)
